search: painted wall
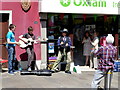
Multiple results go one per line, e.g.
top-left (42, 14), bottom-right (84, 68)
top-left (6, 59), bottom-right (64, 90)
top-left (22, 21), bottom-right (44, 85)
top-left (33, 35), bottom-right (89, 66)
top-left (1, 0), bottom-right (41, 61)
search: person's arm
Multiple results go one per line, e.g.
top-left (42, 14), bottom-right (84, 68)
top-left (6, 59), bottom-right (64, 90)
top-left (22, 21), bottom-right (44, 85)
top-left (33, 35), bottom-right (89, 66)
top-left (67, 37), bottom-right (72, 46)
top-left (82, 37), bottom-right (87, 44)
top-left (19, 35), bottom-right (24, 39)
top-left (57, 37), bottom-right (61, 46)
top-left (114, 46), bottom-right (117, 60)
top-left (19, 34), bottom-right (28, 43)
top-left (94, 46), bottom-right (103, 56)
top-left (7, 38), bottom-right (19, 45)
top-left (91, 38), bottom-right (99, 47)
top-left (6, 32), bottom-right (19, 45)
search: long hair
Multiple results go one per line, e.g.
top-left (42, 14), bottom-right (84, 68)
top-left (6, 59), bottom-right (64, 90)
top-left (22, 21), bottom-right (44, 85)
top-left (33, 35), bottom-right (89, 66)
top-left (84, 31), bottom-right (90, 39)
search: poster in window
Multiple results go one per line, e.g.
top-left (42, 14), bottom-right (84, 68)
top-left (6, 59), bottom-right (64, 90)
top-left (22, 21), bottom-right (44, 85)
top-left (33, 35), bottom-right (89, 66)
top-left (48, 43), bottom-right (54, 53)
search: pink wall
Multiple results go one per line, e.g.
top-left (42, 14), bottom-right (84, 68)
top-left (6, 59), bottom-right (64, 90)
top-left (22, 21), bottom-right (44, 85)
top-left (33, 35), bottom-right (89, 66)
top-left (1, 0), bottom-right (41, 60)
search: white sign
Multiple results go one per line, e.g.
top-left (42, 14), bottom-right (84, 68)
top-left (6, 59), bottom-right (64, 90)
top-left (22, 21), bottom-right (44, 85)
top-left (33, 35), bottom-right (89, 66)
top-left (40, 0), bottom-right (120, 14)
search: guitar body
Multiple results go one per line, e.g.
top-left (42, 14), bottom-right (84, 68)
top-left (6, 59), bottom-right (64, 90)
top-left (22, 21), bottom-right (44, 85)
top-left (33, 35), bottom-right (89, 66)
top-left (19, 36), bottom-right (46, 49)
top-left (19, 38), bottom-right (34, 49)
top-left (19, 40), bottom-right (28, 49)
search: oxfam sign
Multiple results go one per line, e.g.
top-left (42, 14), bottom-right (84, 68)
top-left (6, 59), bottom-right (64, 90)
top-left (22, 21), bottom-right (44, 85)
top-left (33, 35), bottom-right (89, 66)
top-left (60, 0), bottom-right (106, 7)
top-left (60, 0), bottom-right (71, 7)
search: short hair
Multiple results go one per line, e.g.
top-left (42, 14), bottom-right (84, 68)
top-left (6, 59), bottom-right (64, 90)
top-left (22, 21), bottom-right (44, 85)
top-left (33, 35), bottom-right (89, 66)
top-left (9, 24), bottom-right (16, 30)
top-left (28, 26), bottom-right (33, 31)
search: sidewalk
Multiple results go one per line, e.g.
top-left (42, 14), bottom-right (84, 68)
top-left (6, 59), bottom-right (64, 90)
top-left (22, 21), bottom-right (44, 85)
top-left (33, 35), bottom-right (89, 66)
top-left (1, 67), bottom-right (119, 89)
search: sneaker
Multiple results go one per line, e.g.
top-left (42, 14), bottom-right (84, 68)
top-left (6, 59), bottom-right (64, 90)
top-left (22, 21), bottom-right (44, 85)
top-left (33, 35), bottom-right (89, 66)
top-left (9, 71), bottom-right (14, 75)
top-left (28, 67), bottom-right (32, 72)
top-left (50, 70), bottom-right (55, 73)
top-left (13, 70), bottom-right (20, 73)
top-left (97, 86), bottom-right (104, 90)
top-left (65, 71), bottom-right (71, 74)
top-left (19, 67), bottom-right (22, 71)
top-left (50, 69), bottom-right (59, 73)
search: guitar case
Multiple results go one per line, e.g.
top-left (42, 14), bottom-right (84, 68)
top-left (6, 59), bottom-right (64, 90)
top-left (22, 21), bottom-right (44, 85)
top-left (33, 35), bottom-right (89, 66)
top-left (36, 69), bottom-right (52, 76)
top-left (20, 61), bottom-right (52, 76)
top-left (20, 70), bottom-right (38, 75)
top-left (20, 69), bottom-right (52, 76)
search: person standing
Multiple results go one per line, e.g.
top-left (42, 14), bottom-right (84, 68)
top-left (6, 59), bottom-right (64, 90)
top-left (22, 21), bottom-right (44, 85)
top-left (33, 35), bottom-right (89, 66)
top-left (90, 32), bottom-right (99, 69)
top-left (19, 26), bottom-right (36, 72)
top-left (91, 34), bottom-right (117, 90)
top-left (51, 28), bottom-right (72, 74)
top-left (6, 24), bottom-right (20, 75)
top-left (82, 31), bottom-right (92, 66)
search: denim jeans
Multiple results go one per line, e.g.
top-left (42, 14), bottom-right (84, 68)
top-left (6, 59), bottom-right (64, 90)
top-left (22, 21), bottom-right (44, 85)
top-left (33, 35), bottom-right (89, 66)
top-left (6, 46), bottom-right (16, 73)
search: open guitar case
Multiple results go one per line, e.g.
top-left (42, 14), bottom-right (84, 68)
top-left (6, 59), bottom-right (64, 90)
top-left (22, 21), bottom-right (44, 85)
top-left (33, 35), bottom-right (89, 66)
top-left (20, 67), bottom-right (52, 76)
top-left (20, 62), bottom-right (52, 76)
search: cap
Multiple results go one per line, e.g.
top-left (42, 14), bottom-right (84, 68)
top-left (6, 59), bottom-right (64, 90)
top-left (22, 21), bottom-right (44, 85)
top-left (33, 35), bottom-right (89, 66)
top-left (62, 28), bottom-right (68, 33)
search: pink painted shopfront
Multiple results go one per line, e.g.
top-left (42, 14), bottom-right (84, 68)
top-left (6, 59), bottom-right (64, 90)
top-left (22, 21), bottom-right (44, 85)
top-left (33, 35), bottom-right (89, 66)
top-left (0, 0), bottom-right (41, 69)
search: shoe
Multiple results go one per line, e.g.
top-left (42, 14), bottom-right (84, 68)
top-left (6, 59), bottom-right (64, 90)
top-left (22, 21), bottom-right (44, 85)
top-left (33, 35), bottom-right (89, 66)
top-left (55, 68), bottom-right (59, 72)
top-left (97, 86), bottom-right (104, 90)
top-left (95, 68), bottom-right (97, 70)
top-left (28, 67), bottom-right (32, 72)
top-left (65, 71), bottom-right (71, 74)
top-left (9, 71), bottom-right (14, 75)
top-left (50, 70), bottom-right (55, 73)
top-left (50, 69), bottom-right (59, 73)
top-left (19, 67), bottom-right (22, 71)
top-left (13, 70), bottom-right (20, 73)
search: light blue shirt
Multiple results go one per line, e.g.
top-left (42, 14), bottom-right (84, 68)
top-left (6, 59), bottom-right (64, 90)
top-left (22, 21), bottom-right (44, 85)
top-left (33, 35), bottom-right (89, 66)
top-left (6, 31), bottom-right (16, 47)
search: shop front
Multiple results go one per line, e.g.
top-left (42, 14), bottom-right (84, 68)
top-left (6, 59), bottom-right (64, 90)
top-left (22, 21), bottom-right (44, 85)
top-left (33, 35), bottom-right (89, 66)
top-left (39, 0), bottom-right (120, 67)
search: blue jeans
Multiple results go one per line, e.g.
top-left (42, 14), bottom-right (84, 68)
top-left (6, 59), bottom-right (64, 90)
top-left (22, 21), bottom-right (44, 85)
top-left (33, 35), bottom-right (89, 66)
top-left (6, 46), bottom-right (16, 73)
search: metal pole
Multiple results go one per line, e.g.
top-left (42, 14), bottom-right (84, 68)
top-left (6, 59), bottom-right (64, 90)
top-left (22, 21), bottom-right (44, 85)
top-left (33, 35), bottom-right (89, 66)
top-left (104, 69), bottom-right (113, 90)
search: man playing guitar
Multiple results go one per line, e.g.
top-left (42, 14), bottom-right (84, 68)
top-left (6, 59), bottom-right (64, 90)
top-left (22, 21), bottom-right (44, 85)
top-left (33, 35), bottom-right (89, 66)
top-left (19, 26), bottom-right (37, 72)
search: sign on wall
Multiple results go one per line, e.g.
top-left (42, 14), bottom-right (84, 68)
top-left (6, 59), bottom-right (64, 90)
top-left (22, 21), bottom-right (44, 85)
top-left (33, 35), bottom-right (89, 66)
top-left (40, 0), bottom-right (120, 14)
top-left (48, 43), bottom-right (54, 53)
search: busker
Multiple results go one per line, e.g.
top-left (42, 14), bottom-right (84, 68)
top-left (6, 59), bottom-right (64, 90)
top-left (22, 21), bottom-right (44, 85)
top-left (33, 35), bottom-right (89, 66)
top-left (91, 34), bottom-right (117, 90)
top-left (6, 24), bottom-right (20, 75)
top-left (51, 28), bottom-right (72, 74)
top-left (19, 26), bottom-right (37, 72)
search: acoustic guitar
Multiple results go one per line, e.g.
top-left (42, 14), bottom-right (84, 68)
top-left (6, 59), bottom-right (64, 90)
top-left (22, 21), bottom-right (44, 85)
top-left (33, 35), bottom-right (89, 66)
top-left (19, 37), bottom-right (48, 49)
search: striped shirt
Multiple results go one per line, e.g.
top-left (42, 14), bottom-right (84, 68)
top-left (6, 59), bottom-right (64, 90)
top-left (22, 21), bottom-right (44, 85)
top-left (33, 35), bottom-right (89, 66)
top-left (95, 44), bottom-right (117, 72)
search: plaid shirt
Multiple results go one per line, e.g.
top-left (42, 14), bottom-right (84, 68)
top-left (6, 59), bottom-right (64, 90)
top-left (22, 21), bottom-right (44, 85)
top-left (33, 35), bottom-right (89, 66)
top-left (94, 44), bottom-right (117, 72)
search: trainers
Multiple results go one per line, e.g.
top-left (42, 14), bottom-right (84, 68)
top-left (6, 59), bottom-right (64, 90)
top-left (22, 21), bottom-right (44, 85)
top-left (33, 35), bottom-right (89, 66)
top-left (50, 69), bottom-right (59, 73)
top-left (19, 67), bottom-right (22, 71)
top-left (28, 67), bottom-right (32, 72)
top-left (65, 71), bottom-right (71, 74)
top-left (13, 70), bottom-right (20, 73)
top-left (50, 70), bottom-right (55, 73)
top-left (9, 71), bottom-right (14, 75)
top-left (97, 86), bottom-right (104, 90)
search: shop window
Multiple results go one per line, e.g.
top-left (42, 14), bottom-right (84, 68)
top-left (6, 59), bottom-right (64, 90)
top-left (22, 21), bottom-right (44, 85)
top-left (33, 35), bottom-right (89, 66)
top-left (47, 14), bottom-right (70, 68)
